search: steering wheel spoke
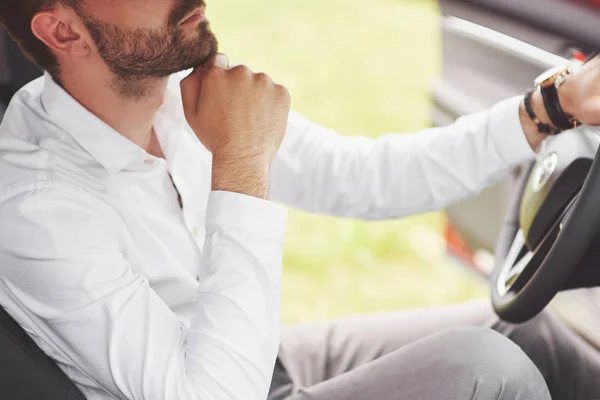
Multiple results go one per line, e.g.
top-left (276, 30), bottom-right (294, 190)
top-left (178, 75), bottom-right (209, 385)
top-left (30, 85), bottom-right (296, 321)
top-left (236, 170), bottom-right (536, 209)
top-left (503, 250), bottom-right (534, 292)
top-left (497, 211), bottom-right (569, 297)
top-left (496, 230), bottom-right (534, 296)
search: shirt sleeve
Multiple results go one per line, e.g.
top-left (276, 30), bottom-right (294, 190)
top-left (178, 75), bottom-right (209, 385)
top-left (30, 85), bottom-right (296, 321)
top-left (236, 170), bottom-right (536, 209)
top-left (271, 96), bottom-right (536, 219)
top-left (0, 186), bottom-right (287, 400)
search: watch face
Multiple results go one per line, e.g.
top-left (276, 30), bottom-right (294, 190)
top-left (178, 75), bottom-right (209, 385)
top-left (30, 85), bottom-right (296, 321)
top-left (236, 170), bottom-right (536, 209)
top-left (534, 65), bottom-right (570, 88)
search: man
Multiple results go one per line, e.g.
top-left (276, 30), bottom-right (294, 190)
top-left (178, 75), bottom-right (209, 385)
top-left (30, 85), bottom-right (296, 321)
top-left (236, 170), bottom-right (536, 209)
top-left (0, 0), bottom-right (598, 399)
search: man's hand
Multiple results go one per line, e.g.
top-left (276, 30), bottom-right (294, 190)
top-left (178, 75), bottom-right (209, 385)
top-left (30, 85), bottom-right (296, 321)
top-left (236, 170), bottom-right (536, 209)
top-left (521, 55), bottom-right (600, 151)
top-left (181, 54), bottom-right (291, 200)
top-left (559, 55), bottom-right (600, 126)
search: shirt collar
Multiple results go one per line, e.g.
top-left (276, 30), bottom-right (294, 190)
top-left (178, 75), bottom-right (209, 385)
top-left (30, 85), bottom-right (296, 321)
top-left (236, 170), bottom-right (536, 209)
top-left (40, 72), bottom-right (183, 173)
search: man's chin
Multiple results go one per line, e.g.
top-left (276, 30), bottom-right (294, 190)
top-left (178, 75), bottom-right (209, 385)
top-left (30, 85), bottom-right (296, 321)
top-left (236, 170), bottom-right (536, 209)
top-left (105, 30), bottom-right (218, 79)
top-left (169, 25), bottom-right (218, 73)
top-left (145, 44), bottom-right (217, 77)
top-left (173, 51), bottom-right (218, 74)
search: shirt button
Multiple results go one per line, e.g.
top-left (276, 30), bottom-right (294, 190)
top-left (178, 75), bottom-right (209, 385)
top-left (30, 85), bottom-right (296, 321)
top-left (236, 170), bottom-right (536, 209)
top-left (193, 227), bottom-right (201, 237)
top-left (144, 159), bottom-right (154, 165)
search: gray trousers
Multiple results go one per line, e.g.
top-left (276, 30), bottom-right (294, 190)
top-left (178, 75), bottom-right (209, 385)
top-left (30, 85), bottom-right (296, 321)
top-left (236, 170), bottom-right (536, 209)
top-left (269, 301), bottom-right (600, 400)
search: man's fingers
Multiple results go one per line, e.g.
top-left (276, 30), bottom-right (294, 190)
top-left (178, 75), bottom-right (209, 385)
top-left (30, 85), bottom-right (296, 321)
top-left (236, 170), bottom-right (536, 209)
top-left (213, 53), bottom-right (230, 69)
top-left (202, 53), bottom-right (230, 70)
top-left (586, 52), bottom-right (600, 65)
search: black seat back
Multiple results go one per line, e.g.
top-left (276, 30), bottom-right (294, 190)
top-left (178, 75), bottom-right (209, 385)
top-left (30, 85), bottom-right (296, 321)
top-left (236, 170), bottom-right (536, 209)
top-left (0, 306), bottom-right (87, 399)
top-left (0, 27), bottom-right (42, 120)
top-left (0, 28), bottom-right (12, 117)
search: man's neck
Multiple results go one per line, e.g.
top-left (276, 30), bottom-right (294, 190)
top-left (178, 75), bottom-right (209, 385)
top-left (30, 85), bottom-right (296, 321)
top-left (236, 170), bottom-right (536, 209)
top-left (61, 71), bottom-right (170, 154)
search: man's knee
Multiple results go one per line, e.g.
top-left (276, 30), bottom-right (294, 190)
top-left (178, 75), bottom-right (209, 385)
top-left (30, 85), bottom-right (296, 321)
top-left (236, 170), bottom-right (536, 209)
top-left (495, 312), bottom-right (561, 371)
top-left (434, 327), bottom-right (551, 399)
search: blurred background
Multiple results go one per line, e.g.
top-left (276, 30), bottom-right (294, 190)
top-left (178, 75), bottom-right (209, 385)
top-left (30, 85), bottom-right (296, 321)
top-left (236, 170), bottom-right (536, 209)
top-left (209, 0), bottom-right (487, 326)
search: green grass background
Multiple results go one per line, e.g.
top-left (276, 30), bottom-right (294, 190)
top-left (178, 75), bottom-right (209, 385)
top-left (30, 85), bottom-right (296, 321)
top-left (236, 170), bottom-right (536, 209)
top-left (210, 0), bottom-right (488, 326)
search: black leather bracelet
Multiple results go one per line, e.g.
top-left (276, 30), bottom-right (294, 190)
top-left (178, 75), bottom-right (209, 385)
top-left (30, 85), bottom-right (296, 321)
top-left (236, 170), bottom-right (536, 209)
top-left (524, 90), bottom-right (560, 135)
top-left (539, 82), bottom-right (574, 131)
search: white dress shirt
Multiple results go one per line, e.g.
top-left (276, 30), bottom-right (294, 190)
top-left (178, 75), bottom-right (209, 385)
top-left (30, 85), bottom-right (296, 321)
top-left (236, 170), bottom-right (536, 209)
top-left (0, 72), bottom-right (534, 400)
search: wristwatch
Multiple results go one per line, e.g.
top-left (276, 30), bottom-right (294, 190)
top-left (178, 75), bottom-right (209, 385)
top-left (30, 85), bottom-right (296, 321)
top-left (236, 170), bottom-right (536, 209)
top-left (534, 65), bottom-right (580, 132)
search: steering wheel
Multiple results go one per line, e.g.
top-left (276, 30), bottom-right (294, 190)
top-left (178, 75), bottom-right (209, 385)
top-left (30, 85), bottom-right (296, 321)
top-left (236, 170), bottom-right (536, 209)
top-left (492, 127), bottom-right (600, 323)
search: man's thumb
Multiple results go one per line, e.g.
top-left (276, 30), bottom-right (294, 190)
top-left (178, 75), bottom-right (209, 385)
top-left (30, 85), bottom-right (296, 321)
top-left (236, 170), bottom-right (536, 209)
top-left (212, 53), bottom-right (230, 69)
top-left (202, 53), bottom-right (230, 70)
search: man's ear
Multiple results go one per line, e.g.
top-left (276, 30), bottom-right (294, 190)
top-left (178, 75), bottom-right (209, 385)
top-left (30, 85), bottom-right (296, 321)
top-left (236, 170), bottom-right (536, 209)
top-left (31, 10), bottom-right (91, 58)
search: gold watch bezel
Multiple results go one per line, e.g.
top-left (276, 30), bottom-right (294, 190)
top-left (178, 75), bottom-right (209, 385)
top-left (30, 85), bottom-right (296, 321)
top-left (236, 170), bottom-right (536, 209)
top-left (534, 65), bottom-right (572, 89)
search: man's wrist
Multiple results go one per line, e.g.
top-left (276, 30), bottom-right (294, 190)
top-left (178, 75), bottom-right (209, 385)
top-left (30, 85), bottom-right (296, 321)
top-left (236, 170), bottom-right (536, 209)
top-left (520, 89), bottom-right (552, 150)
top-left (557, 75), bottom-right (578, 118)
top-left (212, 156), bottom-right (271, 200)
top-left (530, 88), bottom-right (553, 127)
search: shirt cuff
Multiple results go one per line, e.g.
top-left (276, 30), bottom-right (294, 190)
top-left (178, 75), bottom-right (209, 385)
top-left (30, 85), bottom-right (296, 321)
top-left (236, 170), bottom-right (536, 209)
top-left (488, 96), bottom-right (537, 164)
top-left (206, 191), bottom-right (288, 242)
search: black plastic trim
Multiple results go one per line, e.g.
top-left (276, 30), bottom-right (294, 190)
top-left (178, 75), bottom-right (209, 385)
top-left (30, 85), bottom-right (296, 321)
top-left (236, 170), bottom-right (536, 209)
top-left (444, 0), bottom-right (600, 51)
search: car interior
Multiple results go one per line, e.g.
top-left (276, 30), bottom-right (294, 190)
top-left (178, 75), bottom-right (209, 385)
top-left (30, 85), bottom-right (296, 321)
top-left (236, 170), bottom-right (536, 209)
top-left (0, 30), bottom-right (41, 120)
top-left (436, 0), bottom-right (600, 343)
top-left (2, 0), bottom-right (600, 398)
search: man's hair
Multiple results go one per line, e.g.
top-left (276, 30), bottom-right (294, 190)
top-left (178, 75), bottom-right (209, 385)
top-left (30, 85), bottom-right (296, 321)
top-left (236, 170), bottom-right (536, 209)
top-left (0, 0), bottom-right (80, 77)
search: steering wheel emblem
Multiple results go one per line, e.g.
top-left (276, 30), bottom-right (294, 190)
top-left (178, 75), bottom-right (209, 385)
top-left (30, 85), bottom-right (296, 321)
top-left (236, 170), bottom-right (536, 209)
top-left (532, 152), bottom-right (558, 193)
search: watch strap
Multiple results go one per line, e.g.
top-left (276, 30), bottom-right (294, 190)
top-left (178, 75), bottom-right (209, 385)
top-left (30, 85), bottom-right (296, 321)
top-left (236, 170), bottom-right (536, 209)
top-left (524, 90), bottom-right (560, 135)
top-left (539, 80), bottom-right (575, 131)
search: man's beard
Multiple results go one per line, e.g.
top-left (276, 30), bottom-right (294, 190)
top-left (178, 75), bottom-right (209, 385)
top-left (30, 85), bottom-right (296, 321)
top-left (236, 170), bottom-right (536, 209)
top-left (80, 0), bottom-right (218, 99)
